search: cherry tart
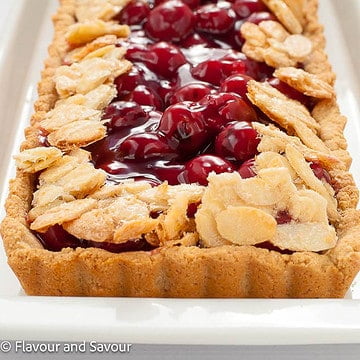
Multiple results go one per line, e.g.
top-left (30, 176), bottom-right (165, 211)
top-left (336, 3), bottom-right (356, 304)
top-left (1, 0), bottom-right (359, 298)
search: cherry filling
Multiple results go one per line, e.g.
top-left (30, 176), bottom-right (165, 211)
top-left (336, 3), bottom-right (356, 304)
top-left (37, 0), bottom-right (332, 253)
top-left (85, 0), bottom-right (285, 187)
top-left (36, 225), bottom-right (154, 253)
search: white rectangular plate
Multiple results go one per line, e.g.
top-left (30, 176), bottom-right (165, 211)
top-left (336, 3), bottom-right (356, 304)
top-left (0, 0), bottom-right (360, 345)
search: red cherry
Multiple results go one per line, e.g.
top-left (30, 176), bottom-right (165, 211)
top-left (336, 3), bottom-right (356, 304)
top-left (191, 59), bottom-right (227, 85)
top-left (187, 201), bottom-right (201, 217)
top-left (146, 42), bottom-right (187, 78)
top-left (220, 74), bottom-right (254, 98)
top-left (152, 163), bottom-right (186, 185)
top-left (245, 11), bottom-right (277, 24)
top-left (158, 102), bottom-right (209, 155)
top-left (184, 155), bottom-right (235, 185)
top-left (130, 85), bottom-right (164, 110)
top-left (233, 0), bottom-right (268, 18)
top-left (125, 43), bottom-right (150, 62)
top-left (195, 3), bottom-right (236, 34)
top-left (180, 32), bottom-right (219, 48)
top-left (238, 158), bottom-right (257, 178)
top-left (116, 0), bottom-right (150, 25)
top-left (199, 92), bottom-right (258, 131)
top-left (268, 77), bottom-right (312, 108)
top-left (144, 1), bottom-right (195, 42)
top-left (310, 162), bottom-right (332, 184)
top-left (103, 101), bottom-right (149, 131)
top-left (118, 133), bottom-right (177, 160)
top-left (215, 122), bottom-right (260, 161)
top-left (240, 57), bottom-right (274, 81)
top-left (35, 225), bottom-right (81, 252)
top-left (275, 210), bottom-right (292, 225)
top-left (168, 83), bottom-right (213, 104)
top-left (114, 67), bottom-right (144, 98)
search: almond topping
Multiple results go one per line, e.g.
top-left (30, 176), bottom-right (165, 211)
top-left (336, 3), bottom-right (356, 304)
top-left (47, 120), bottom-right (107, 150)
top-left (261, 0), bottom-right (302, 34)
top-left (271, 223), bottom-right (337, 252)
top-left (274, 67), bottom-right (335, 99)
top-left (216, 206), bottom-right (277, 245)
top-left (30, 198), bottom-right (97, 232)
top-left (14, 147), bottom-right (62, 173)
top-left (66, 20), bottom-right (130, 46)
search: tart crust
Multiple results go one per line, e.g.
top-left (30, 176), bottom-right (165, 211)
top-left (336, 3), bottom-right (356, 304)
top-left (1, 0), bottom-right (360, 297)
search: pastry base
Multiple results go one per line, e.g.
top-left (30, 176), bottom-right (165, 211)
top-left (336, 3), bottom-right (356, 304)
top-left (1, 0), bottom-right (360, 297)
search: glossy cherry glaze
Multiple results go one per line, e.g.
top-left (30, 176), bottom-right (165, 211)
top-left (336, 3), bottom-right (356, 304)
top-left (85, 0), bottom-right (283, 187)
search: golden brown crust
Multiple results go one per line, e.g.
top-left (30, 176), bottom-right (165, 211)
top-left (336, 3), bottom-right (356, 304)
top-left (1, 0), bottom-right (360, 297)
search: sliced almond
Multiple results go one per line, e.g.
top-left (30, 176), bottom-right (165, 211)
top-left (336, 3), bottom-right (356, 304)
top-left (40, 104), bottom-right (102, 132)
top-left (271, 223), bottom-right (337, 252)
top-left (215, 206), bottom-right (277, 245)
top-left (196, 208), bottom-right (232, 247)
top-left (253, 123), bottom-right (339, 170)
top-left (14, 147), bottom-right (62, 173)
top-left (114, 218), bottom-right (159, 244)
top-left (285, 144), bottom-right (339, 221)
top-left (30, 198), bottom-right (97, 232)
top-left (261, 0), bottom-right (302, 34)
top-left (47, 120), bottom-right (107, 150)
top-left (66, 20), bottom-right (130, 46)
top-left (274, 67), bottom-right (334, 98)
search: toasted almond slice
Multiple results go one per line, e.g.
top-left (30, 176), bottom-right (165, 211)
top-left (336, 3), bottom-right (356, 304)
top-left (289, 189), bottom-right (328, 224)
top-left (274, 67), bottom-right (335, 98)
top-left (258, 20), bottom-right (289, 41)
top-left (196, 208), bottom-right (232, 247)
top-left (262, 46), bottom-right (297, 68)
top-left (247, 81), bottom-right (319, 131)
top-left (39, 156), bottom-right (81, 185)
top-left (255, 151), bottom-right (297, 180)
top-left (54, 52), bottom-right (130, 98)
top-left (282, 0), bottom-right (305, 25)
top-left (47, 120), bottom-right (107, 150)
top-left (241, 43), bottom-right (265, 62)
top-left (82, 84), bottom-right (117, 110)
top-left (30, 198), bottom-right (97, 232)
top-left (236, 176), bottom-right (282, 206)
top-left (285, 145), bottom-right (339, 221)
top-left (28, 200), bottom-right (68, 222)
top-left (65, 34), bottom-right (118, 63)
top-left (253, 123), bottom-right (340, 170)
top-left (292, 121), bottom-right (330, 153)
top-left (114, 218), bottom-right (159, 244)
top-left (240, 22), bottom-right (267, 46)
top-left (32, 184), bottom-right (74, 208)
top-left (14, 147), bottom-right (62, 173)
top-left (66, 20), bottom-right (130, 46)
top-left (215, 206), bottom-right (277, 245)
top-left (261, 0), bottom-right (302, 34)
top-left (57, 163), bottom-right (106, 198)
top-left (40, 104), bottom-right (102, 132)
top-left (271, 223), bottom-right (337, 251)
top-left (57, 84), bottom-right (117, 110)
top-left (64, 208), bottom-right (115, 242)
top-left (75, 0), bottom-right (131, 22)
top-left (283, 35), bottom-right (312, 60)
top-left (160, 192), bottom-right (195, 242)
top-left (68, 148), bottom-right (92, 163)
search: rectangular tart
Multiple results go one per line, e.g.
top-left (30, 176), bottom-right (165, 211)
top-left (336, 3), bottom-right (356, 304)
top-left (1, 0), bottom-right (360, 297)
